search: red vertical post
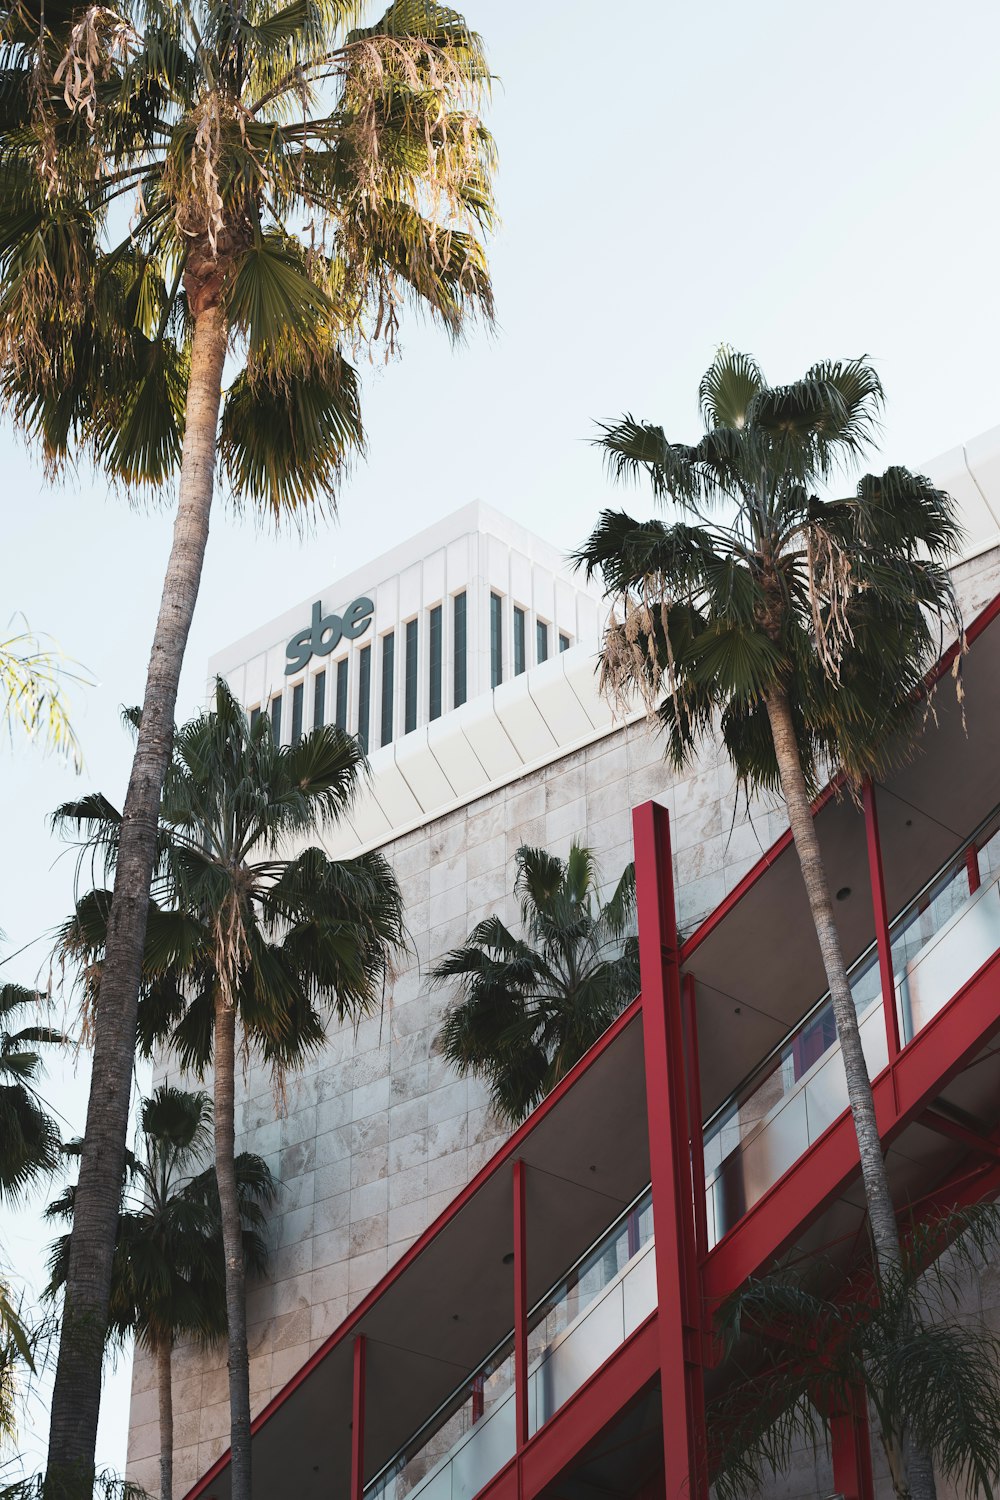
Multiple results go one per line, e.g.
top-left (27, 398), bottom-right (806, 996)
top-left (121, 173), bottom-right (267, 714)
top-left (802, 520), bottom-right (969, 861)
top-left (513, 1158), bottom-right (529, 1458)
top-left (863, 781), bottom-right (902, 1062)
top-left (829, 1384), bottom-right (876, 1500)
top-left (350, 1334), bottom-right (366, 1500)
top-left (633, 801), bottom-right (708, 1500)
top-left (683, 974), bottom-right (709, 1262)
top-left (966, 843), bottom-right (982, 894)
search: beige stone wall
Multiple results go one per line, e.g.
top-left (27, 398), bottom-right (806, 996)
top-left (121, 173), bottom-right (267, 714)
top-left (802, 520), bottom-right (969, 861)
top-left (126, 545), bottom-right (1000, 1500)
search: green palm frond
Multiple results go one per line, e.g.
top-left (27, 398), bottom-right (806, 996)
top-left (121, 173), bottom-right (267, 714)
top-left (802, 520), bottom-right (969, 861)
top-left (0, 623), bottom-right (86, 770)
top-left (220, 348), bottom-right (364, 516)
top-left (698, 346), bottom-right (766, 431)
top-left (0, 983), bottom-right (66, 1201)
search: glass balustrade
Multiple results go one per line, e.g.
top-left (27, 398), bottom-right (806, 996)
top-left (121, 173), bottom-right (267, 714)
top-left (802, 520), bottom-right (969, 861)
top-left (364, 1190), bottom-right (653, 1500)
top-left (704, 803), bottom-right (1000, 1247)
top-left (366, 805), bottom-right (1000, 1500)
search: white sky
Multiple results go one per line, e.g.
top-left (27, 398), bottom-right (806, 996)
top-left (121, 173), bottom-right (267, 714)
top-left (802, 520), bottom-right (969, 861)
top-left (2, 0), bottom-right (1000, 1478)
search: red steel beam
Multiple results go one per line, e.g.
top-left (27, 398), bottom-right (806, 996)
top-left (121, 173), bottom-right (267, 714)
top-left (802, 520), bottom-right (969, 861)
top-left (683, 974), bottom-right (710, 1265)
top-left (863, 780), bottom-right (902, 1062)
top-left (703, 943), bottom-right (1000, 1304)
top-left (350, 1334), bottom-right (366, 1500)
top-left (634, 801), bottom-right (708, 1500)
top-left (920, 1108), bottom-right (1000, 1161)
top-left (829, 1384), bottom-right (876, 1500)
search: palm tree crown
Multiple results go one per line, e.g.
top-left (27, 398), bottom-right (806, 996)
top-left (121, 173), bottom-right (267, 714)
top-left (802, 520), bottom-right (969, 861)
top-left (58, 679), bottom-right (407, 1074)
top-left (434, 843), bottom-right (638, 1125)
top-left (575, 348), bottom-right (962, 795)
top-left (1, 0), bottom-right (495, 504)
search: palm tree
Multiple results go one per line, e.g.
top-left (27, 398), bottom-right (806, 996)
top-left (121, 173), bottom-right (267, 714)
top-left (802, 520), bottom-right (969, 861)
top-left (711, 1206), bottom-right (1000, 1500)
top-left (0, 0), bottom-right (495, 1483)
top-left (575, 349), bottom-right (963, 1500)
top-left (56, 679), bottom-right (406, 1500)
top-left (46, 1086), bottom-right (274, 1500)
top-left (0, 982), bottom-right (66, 1202)
top-left (434, 843), bottom-right (639, 1125)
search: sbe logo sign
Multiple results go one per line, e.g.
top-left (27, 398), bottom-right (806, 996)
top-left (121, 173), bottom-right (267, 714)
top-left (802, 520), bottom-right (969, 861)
top-left (285, 597), bottom-right (374, 675)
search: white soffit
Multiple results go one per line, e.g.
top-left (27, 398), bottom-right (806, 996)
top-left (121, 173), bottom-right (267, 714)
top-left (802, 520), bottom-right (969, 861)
top-left (326, 645), bottom-right (637, 860)
top-left (393, 728), bottom-right (458, 807)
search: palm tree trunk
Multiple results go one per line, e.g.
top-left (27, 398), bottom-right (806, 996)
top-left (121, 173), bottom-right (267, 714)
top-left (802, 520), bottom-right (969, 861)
top-left (214, 999), bottom-right (252, 1500)
top-left (45, 304), bottom-right (229, 1498)
top-left (764, 687), bottom-right (937, 1500)
top-left (157, 1340), bottom-right (174, 1500)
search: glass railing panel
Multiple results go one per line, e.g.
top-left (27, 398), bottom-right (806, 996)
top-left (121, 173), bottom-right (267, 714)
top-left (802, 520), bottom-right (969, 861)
top-left (528, 1234), bottom-right (657, 1434)
top-left (897, 870), bottom-right (1000, 1042)
top-left (705, 803), bottom-right (1000, 1247)
top-left (525, 1190), bottom-right (652, 1367)
top-left (365, 1190), bottom-right (653, 1500)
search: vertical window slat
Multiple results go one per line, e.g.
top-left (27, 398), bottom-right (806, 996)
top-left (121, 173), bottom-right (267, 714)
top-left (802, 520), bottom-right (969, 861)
top-left (381, 632), bottom-right (395, 747)
top-left (358, 646), bottom-right (371, 753)
top-left (454, 593), bottom-right (468, 708)
top-left (429, 605), bottom-right (443, 721)
top-left (490, 593), bottom-right (503, 689)
top-left (404, 619), bottom-right (418, 734)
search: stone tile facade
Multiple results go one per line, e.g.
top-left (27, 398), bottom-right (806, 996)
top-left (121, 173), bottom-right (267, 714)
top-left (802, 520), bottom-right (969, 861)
top-left (126, 545), bottom-right (1000, 1500)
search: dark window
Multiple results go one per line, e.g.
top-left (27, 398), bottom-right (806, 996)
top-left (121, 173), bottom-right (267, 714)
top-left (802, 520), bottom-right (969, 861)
top-left (536, 620), bottom-right (549, 664)
top-left (490, 593), bottom-right (503, 688)
top-left (335, 659), bottom-right (348, 731)
top-left (559, 633), bottom-right (570, 653)
top-left (513, 606), bottom-right (526, 676)
top-left (291, 682), bottom-right (304, 743)
top-left (429, 605), bottom-right (443, 721)
top-left (358, 645), bottom-right (371, 752)
top-left (453, 593), bottom-right (467, 708)
top-left (313, 671), bottom-right (325, 729)
top-left (404, 619), bottom-right (418, 734)
top-left (381, 632), bottom-right (395, 746)
top-left (250, 706), bottom-right (261, 729)
top-left (270, 693), bottom-right (282, 742)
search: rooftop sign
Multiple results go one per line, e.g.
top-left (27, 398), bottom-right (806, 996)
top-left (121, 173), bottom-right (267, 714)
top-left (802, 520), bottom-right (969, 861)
top-left (285, 596), bottom-right (374, 675)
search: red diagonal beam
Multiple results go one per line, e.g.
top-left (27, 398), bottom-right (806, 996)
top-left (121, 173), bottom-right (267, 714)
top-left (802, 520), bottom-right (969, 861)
top-left (920, 1107), bottom-right (1000, 1160)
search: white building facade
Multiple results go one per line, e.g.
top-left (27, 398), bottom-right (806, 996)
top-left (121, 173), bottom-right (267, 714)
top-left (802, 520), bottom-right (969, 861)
top-left (126, 442), bottom-right (1000, 1500)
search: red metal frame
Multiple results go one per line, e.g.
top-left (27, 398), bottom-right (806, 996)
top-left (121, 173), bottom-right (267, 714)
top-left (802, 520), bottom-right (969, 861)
top-left (683, 974), bottom-right (709, 1264)
top-left (967, 843), bottom-right (982, 894)
top-left (828, 1384), bottom-right (876, 1500)
top-left (351, 1334), bottom-right (366, 1500)
top-left (863, 780), bottom-right (902, 1062)
top-left (634, 801), bottom-right (708, 1500)
top-left (513, 1158), bottom-right (529, 1461)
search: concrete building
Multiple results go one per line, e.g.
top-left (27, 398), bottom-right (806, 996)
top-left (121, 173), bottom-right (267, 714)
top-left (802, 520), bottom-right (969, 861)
top-left (126, 439), bottom-right (1000, 1500)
